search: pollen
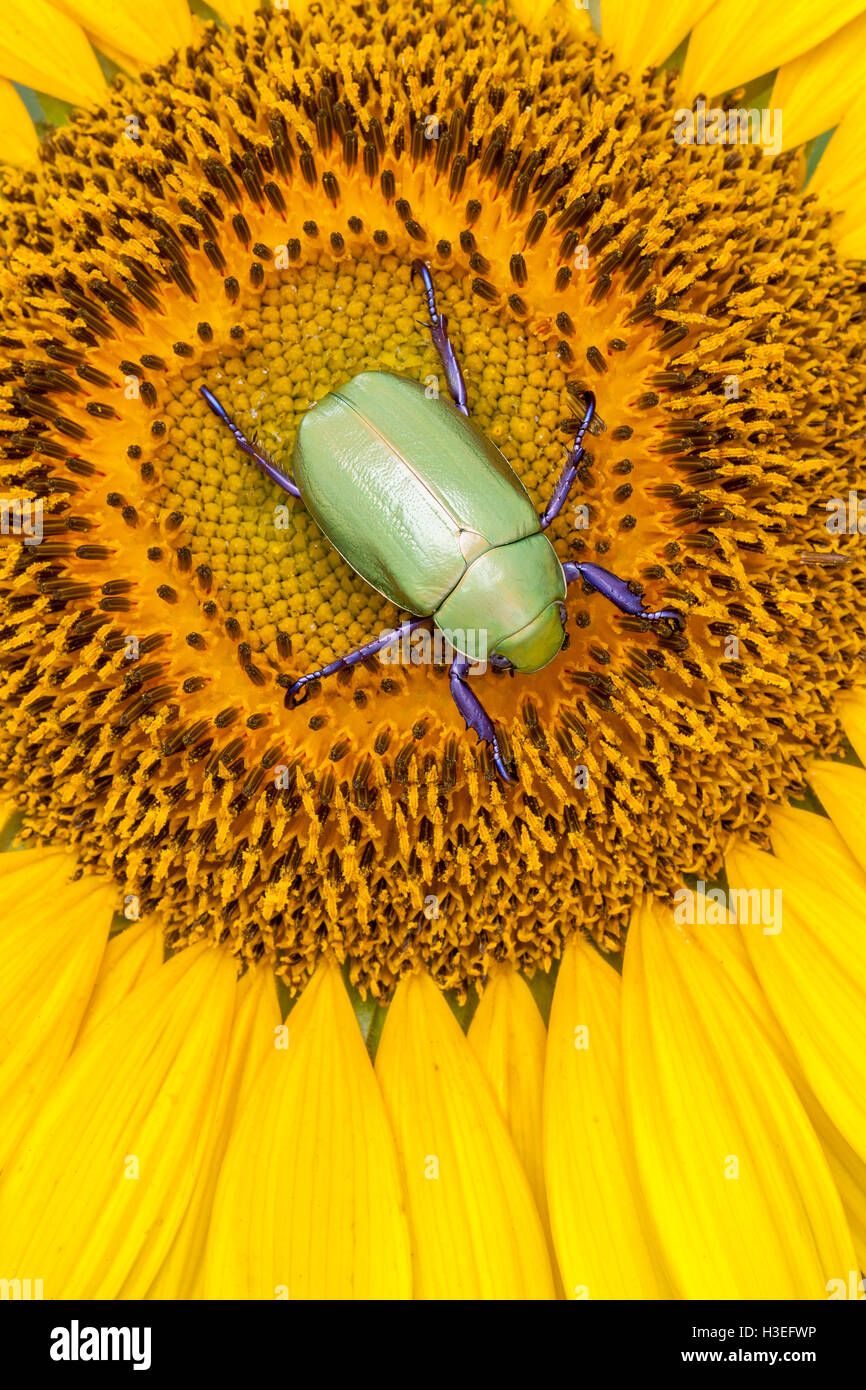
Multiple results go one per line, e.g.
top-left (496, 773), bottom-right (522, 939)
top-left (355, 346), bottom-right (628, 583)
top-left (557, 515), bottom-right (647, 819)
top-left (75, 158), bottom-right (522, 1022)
top-left (0, 0), bottom-right (863, 999)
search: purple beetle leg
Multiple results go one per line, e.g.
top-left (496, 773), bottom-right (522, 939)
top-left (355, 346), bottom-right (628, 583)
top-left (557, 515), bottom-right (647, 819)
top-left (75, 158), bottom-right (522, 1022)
top-left (540, 391), bottom-right (596, 530)
top-left (200, 386), bottom-right (302, 500)
top-left (449, 655), bottom-right (513, 783)
top-left (285, 616), bottom-right (431, 706)
top-left (411, 260), bottom-right (469, 416)
top-left (563, 560), bottom-right (685, 629)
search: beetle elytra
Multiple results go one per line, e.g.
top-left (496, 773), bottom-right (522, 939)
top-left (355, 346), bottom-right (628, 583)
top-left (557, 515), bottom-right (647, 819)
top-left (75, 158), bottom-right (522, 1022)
top-left (201, 261), bottom-right (683, 782)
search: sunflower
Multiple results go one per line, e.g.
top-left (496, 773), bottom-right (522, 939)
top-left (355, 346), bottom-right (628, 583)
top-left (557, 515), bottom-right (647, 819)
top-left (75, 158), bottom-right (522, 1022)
top-left (0, 0), bottom-right (864, 1301)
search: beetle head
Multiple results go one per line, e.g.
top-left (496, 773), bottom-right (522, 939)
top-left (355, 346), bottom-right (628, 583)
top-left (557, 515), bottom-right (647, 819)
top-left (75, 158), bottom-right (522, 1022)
top-left (494, 602), bottom-right (565, 674)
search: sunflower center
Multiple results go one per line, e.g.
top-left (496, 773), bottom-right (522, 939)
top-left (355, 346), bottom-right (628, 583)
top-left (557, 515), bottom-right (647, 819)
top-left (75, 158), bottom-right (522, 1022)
top-left (163, 256), bottom-right (580, 669)
top-left (0, 0), bottom-right (862, 999)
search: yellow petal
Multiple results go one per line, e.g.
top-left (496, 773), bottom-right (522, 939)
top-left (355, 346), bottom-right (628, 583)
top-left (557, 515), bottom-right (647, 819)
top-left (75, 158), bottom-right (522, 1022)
top-left (623, 898), bottom-right (856, 1297)
top-left (51, 0), bottom-right (192, 71)
top-left (694, 888), bottom-right (866, 1271)
top-left (75, 918), bottom-right (164, 1044)
top-left (601, 0), bottom-right (716, 72)
top-left (0, 0), bottom-right (105, 108)
top-left (812, 1114), bottom-right (866, 1275)
top-left (213, 0), bottom-right (315, 22)
top-left (835, 224), bottom-right (866, 259)
top-left (376, 970), bottom-right (555, 1299)
top-left (771, 10), bottom-right (866, 149)
top-left (510, 0), bottom-right (591, 39)
top-left (726, 835), bottom-right (866, 1166)
top-left (0, 78), bottom-right (38, 167)
top-left (204, 962), bottom-right (411, 1299)
top-left (148, 966), bottom-right (281, 1298)
top-left (210, 0), bottom-right (266, 25)
top-left (0, 943), bottom-right (237, 1298)
top-left (681, 1), bottom-right (866, 99)
top-left (809, 88), bottom-right (866, 247)
top-left (468, 963), bottom-right (548, 1222)
top-left (808, 761), bottom-right (866, 875)
top-left (839, 691), bottom-right (866, 766)
top-left (770, 801), bottom-right (866, 895)
top-left (0, 848), bottom-right (113, 1171)
top-left (544, 937), bottom-right (671, 1298)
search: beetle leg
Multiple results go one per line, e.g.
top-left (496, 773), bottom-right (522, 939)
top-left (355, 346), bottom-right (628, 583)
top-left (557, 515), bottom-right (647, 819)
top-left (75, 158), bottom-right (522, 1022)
top-left (449, 655), bottom-right (513, 783)
top-left (410, 260), bottom-right (469, 416)
top-left (563, 560), bottom-right (685, 629)
top-left (200, 386), bottom-right (302, 500)
top-left (285, 616), bottom-right (432, 706)
top-left (540, 391), bottom-right (596, 530)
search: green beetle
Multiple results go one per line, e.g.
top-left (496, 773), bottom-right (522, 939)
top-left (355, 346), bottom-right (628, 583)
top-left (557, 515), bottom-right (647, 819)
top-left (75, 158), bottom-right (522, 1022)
top-left (201, 261), bottom-right (682, 781)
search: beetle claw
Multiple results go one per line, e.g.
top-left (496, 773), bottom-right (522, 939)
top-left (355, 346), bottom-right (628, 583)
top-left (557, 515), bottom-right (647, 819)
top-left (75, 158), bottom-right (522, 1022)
top-left (285, 678), bottom-right (312, 708)
top-left (492, 746), bottom-right (515, 784)
top-left (647, 607), bottom-right (685, 631)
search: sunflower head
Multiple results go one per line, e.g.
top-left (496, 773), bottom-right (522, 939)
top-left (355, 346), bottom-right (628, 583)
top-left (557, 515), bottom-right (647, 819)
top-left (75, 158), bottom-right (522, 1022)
top-left (0, 0), bottom-right (863, 998)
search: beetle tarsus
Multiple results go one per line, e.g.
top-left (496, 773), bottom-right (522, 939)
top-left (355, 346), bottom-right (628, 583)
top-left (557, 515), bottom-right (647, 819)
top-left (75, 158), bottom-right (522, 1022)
top-left (284, 618), bottom-right (432, 707)
top-left (411, 260), bottom-right (470, 416)
top-left (449, 654), bottom-right (514, 784)
top-left (540, 391), bottom-right (596, 530)
top-left (563, 560), bottom-right (685, 629)
top-left (410, 260), bottom-right (439, 321)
